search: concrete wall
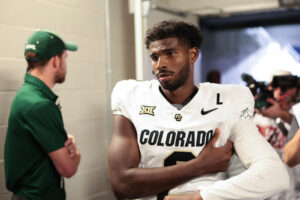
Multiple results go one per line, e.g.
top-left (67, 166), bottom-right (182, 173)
top-left (0, 0), bottom-right (135, 199)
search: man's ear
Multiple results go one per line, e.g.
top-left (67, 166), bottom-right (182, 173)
top-left (189, 47), bottom-right (199, 64)
top-left (52, 55), bottom-right (60, 71)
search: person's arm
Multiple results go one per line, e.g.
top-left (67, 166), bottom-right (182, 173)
top-left (259, 98), bottom-right (293, 124)
top-left (165, 191), bottom-right (202, 200)
top-left (108, 115), bottom-right (233, 199)
top-left (284, 128), bottom-right (300, 167)
top-left (49, 134), bottom-right (81, 178)
top-left (166, 120), bottom-right (289, 200)
top-left (199, 120), bottom-right (289, 200)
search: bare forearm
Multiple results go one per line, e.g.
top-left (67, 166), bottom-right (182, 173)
top-left (50, 147), bottom-right (81, 178)
top-left (64, 134), bottom-right (81, 175)
top-left (72, 151), bottom-right (81, 169)
top-left (111, 160), bottom-right (203, 199)
top-left (165, 190), bottom-right (203, 200)
top-left (109, 117), bottom-right (232, 199)
top-left (279, 110), bottom-right (293, 124)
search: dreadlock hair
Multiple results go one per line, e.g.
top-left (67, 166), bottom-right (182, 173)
top-left (145, 19), bottom-right (203, 50)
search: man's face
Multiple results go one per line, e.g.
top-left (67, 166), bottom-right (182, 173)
top-left (55, 50), bottom-right (67, 83)
top-left (273, 87), bottom-right (282, 101)
top-left (273, 86), bottom-right (296, 109)
top-left (149, 37), bottom-right (192, 91)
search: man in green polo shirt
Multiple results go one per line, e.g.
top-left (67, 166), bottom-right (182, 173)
top-left (4, 30), bottom-right (81, 200)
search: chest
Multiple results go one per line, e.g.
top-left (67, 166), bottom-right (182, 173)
top-left (130, 101), bottom-right (233, 168)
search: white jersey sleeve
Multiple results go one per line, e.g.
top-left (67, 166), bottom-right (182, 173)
top-left (199, 87), bottom-right (289, 200)
top-left (111, 79), bottom-right (137, 119)
top-left (292, 102), bottom-right (300, 124)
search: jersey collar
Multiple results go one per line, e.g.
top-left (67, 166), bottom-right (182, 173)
top-left (24, 73), bottom-right (58, 102)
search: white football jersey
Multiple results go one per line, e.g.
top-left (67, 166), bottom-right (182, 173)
top-left (111, 79), bottom-right (288, 200)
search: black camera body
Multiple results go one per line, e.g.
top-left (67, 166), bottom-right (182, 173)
top-left (241, 73), bottom-right (298, 110)
top-left (254, 88), bottom-right (273, 111)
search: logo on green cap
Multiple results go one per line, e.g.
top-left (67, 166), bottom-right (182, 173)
top-left (25, 30), bottom-right (77, 61)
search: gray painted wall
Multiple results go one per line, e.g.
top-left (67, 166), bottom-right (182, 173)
top-left (0, 0), bottom-right (135, 199)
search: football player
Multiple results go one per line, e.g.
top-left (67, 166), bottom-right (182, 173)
top-left (108, 20), bottom-right (289, 200)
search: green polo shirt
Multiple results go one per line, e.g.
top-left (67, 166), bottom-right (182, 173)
top-left (4, 73), bottom-right (67, 200)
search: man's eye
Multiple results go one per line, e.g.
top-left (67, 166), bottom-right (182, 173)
top-left (151, 56), bottom-right (158, 61)
top-left (167, 51), bottom-right (174, 56)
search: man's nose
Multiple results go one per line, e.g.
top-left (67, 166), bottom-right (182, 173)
top-left (155, 56), bottom-right (167, 71)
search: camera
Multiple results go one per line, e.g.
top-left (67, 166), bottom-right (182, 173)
top-left (241, 73), bottom-right (273, 110)
top-left (241, 73), bottom-right (298, 110)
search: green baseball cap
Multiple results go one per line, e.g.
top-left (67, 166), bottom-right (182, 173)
top-left (24, 30), bottom-right (78, 62)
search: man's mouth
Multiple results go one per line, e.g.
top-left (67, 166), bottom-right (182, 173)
top-left (157, 72), bottom-right (172, 81)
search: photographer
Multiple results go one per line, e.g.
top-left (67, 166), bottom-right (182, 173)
top-left (253, 70), bottom-right (298, 151)
top-left (258, 72), bottom-right (297, 124)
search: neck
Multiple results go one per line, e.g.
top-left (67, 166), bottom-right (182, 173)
top-left (29, 68), bottom-right (55, 89)
top-left (160, 83), bottom-right (197, 105)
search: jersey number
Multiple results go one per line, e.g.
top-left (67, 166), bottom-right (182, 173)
top-left (157, 151), bottom-right (196, 200)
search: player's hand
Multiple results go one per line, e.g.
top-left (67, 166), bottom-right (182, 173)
top-left (195, 128), bottom-right (233, 175)
top-left (258, 98), bottom-right (281, 119)
top-left (164, 191), bottom-right (202, 200)
top-left (64, 134), bottom-right (79, 158)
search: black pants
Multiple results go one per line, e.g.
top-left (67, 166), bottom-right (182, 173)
top-left (11, 194), bottom-right (28, 200)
